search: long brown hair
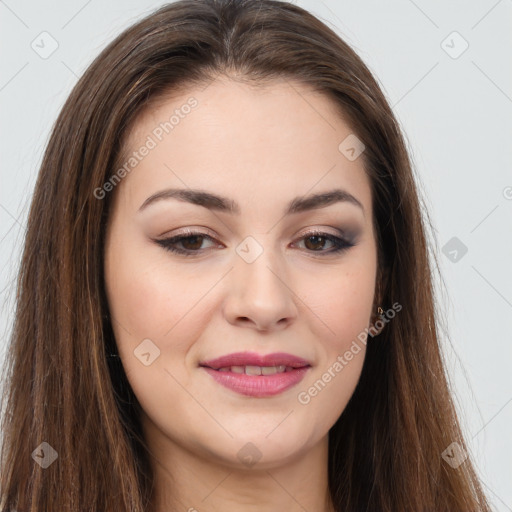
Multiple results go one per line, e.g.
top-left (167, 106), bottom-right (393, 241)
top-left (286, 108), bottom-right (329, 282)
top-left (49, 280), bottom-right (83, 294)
top-left (0, 1), bottom-right (491, 510)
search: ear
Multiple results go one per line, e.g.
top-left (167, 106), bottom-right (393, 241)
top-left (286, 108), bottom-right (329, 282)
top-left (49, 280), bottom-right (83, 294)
top-left (374, 263), bottom-right (389, 309)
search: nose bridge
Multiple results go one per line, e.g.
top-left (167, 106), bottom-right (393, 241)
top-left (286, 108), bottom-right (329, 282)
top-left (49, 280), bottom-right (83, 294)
top-left (235, 233), bottom-right (286, 297)
top-left (223, 233), bottom-right (297, 330)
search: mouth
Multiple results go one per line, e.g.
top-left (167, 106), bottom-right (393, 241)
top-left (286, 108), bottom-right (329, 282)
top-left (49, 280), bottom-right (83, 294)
top-left (199, 351), bottom-right (312, 397)
top-left (200, 351), bottom-right (311, 370)
top-left (207, 364), bottom-right (303, 375)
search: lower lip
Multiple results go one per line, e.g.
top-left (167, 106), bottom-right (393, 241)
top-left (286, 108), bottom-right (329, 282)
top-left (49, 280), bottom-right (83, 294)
top-left (201, 366), bottom-right (310, 397)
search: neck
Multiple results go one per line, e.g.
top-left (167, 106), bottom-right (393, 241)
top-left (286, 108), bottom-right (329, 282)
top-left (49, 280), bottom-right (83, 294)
top-left (143, 417), bottom-right (335, 512)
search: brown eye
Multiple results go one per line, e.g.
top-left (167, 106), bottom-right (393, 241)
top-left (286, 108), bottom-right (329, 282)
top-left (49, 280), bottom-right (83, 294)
top-left (303, 235), bottom-right (329, 251)
top-left (295, 231), bottom-right (355, 255)
top-left (155, 232), bottom-right (218, 256)
top-left (180, 235), bottom-right (205, 251)
top-left (156, 230), bottom-right (354, 257)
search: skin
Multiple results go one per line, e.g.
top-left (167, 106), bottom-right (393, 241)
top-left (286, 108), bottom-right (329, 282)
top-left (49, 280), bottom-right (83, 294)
top-left (104, 77), bottom-right (378, 512)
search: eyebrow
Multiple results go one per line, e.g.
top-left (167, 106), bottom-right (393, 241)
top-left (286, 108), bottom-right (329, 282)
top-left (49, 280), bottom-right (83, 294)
top-left (138, 187), bottom-right (365, 216)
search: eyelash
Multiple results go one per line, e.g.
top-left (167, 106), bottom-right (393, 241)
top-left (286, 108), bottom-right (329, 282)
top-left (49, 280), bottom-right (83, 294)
top-left (154, 229), bottom-right (355, 257)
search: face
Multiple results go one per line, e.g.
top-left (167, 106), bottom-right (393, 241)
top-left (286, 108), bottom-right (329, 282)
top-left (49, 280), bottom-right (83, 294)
top-left (104, 78), bottom-right (377, 470)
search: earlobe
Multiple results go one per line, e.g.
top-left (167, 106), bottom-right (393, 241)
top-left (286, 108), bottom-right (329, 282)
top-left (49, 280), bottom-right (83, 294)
top-left (371, 261), bottom-right (389, 336)
top-left (369, 305), bottom-right (386, 337)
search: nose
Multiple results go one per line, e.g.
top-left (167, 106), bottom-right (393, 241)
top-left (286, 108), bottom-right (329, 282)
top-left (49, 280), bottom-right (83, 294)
top-left (222, 239), bottom-right (298, 332)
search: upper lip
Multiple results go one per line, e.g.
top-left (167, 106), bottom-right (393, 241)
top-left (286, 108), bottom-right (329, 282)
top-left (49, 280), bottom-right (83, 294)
top-left (200, 351), bottom-right (311, 370)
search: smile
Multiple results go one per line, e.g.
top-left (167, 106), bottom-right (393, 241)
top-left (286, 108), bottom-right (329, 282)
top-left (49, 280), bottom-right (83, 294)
top-left (199, 351), bottom-right (312, 397)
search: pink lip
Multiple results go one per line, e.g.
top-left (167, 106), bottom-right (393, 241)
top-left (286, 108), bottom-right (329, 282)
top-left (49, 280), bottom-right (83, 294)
top-left (199, 351), bottom-right (311, 398)
top-left (200, 351), bottom-right (311, 370)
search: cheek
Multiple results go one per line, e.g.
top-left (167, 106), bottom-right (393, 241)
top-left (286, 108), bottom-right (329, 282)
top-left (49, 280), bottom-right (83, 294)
top-left (306, 258), bottom-right (376, 352)
top-left (296, 286), bottom-right (370, 438)
top-left (104, 249), bottom-right (211, 405)
top-left (294, 257), bottom-right (375, 428)
top-left (319, 281), bottom-right (372, 334)
top-left (105, 242), bottom-right (210, 342)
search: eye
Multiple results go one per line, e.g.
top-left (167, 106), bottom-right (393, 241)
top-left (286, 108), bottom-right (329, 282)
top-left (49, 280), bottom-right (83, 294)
top-left (292, 230), bottom-right (355, 254)
top-left (155, 230), bottom-right (219, 256)
top-left (154, 229), bottom-right (355, 257)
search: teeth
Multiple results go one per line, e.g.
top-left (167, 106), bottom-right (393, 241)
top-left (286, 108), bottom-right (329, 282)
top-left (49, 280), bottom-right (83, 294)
top-left (262, 365), bottom-right (286, 375)
top-left (217, 365), bottom-right (291, 375)
top-left (245, 365), bottom-right (261, 375)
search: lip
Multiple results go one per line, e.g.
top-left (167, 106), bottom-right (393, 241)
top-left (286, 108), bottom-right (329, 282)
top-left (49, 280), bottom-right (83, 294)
top-left (200, 351), bottom-right (311, 370)
top-left (199, 351), bottom-right (312, 398)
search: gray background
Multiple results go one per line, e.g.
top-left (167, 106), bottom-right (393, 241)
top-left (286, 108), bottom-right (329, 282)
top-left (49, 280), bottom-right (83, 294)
top-left (1, 0), bottom-right (511, 509)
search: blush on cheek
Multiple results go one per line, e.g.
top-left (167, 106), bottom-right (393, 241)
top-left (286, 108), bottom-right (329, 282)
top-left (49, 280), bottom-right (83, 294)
top-left (311, 283), bottom-right (373, 333)
top-left (109, 255), bottom-right (218, 347)
top-left (105, 255), bottom-right (165, 341)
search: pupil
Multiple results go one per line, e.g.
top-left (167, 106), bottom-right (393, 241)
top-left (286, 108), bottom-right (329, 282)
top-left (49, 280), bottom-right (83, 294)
top-left (180, 235), bottom-right (328, 252)
top-left (183, 236), bottom-right (203, 250)
top-left (305, 235), bottom-right (325, 251)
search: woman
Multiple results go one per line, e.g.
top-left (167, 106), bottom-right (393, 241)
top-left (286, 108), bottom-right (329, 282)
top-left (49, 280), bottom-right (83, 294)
top-left (0, 0), bottom-right (492, 510)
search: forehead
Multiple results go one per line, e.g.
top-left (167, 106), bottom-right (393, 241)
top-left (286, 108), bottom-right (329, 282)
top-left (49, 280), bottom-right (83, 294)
top-left (114, 78), bottom-right (372, 218)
